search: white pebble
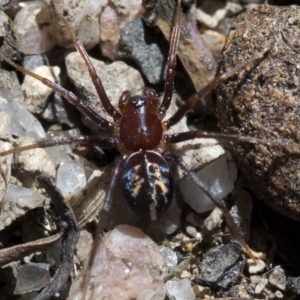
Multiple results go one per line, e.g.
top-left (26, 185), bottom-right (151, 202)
top-left (52, 0), bottom-right (107, 50)
top-left (158, 246), bottom-right (178, 277)
top-left (14, 1), bottom-right (55, 54)
top-left (250, 275), bottom-right (268, 294)
top-left (22, 65), bottom-right (60, 114)
top-left (247, 259), bottom-right (266, 274)
top-left (165, 279), bottom-right (196, 300)
top-left (180, 153), bottom-right (237, 213)
top-left (56, 154), bottom-right (86, 201)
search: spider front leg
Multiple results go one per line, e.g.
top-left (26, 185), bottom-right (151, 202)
top-left (0, 53), bottom-right (115, 133)
top-left (50, 0), bottom-right (122, 122)
top-left (157, 0), bottom-right (181, 117)
top-left (165, 130), bottom-right (294, 149)
top-left (163, 48), bottom-right (271, 129)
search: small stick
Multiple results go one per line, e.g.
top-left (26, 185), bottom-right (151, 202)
top-left (35, 176), bottom-right (79, 300)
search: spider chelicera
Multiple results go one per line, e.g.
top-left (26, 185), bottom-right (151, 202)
top-left (0, 0), bottom-right (285, 259)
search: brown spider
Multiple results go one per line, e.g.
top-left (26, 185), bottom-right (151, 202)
top-left (0, 0), bottom-right (284, 242)
top-left (0, 0), bottom-right (290, 298)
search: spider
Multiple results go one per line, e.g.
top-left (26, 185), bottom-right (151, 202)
top-left (0, 0), bottom-right (283, 242)
top-left (0, 0), bottom-right (289, 297)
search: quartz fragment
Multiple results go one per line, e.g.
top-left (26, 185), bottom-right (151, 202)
top-left (56, 154), bottom-right (86, 201)
top-left (165, 279), bottom-right (196, 300)
top-left (158, 246), bottom-right (178, 277)
top-left (180, 153), bottom-right (237, 213)
top-left (69, 225), bottom-right (166, 300)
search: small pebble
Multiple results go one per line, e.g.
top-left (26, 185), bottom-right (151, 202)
top-left (158, 246), bottom-right (178, 277)
top-left (268, 267), bottom-right (286, 291)
top-left (193, 285), bottom-right (211, 298)
top-left (56, 154), bottom-right (86, 201)
top-left (274, 290), bottom-right (284, 299)
top-left (250, 275), bottom-right (268, 294)
top-left (14, 136), bottom-right (56, 187)
top-left (165, 279), bottom-right (196, 300)
top-left (180, 154), bottom-right (237, 214)
top-left (100, 0), bottom-right (144, 59)
top-left (247, 259), bottom-right (266, 274)
top-left (0, 112), bottom-right (12, 204)
top-left (75, 230), bottom-right (93, 263)
top-left (14, 1), bottom-right (55, 54)
top-left (0, 184), bottom-right (50, 231)
top-left (180, 270), bottom-right (191, 279)
top-left (51, 0), bottom-right (106, 50)
top-left (202, 207), bottom-right (223, 236)
top-left (14, 263), bottom-right (50, 295)
top-left (0, 70), bottom-right (45, 140)
top-left (185, 225), bottom-right (198, 238)
top-left (22, 65), bottom-right (60, 114)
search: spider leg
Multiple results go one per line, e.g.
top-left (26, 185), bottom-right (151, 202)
top-left (79, 156), bottom-right (125, 299)
top-left (158, 0), bottom-right (181, 117)
top-left (0, 136), bottom-right (117, 156)
top-left (165, 130), bottom-right (291, 148)
top-left (0, 53), bottom-right (115, 132)
top-left (163, 150), bottom-right (264, 260)
top-left (36, 176), bottom-right (79, 300)
top-left (163, 49), bottom-right (270, 129)
top-left (51, 0), bottom-right (122, 122)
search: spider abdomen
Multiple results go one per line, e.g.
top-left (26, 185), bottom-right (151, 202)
top-left (122, 150), bottom-right (173, 221)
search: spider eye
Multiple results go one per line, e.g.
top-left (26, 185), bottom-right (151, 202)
top-left (132, 97), bottom-right (145, 108)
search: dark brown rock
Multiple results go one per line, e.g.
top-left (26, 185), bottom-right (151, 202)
top-left (216, 5), bottom-right (300, 221)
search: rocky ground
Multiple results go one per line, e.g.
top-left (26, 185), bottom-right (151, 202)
top-left (0, 0), bottom-right (300, 299)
